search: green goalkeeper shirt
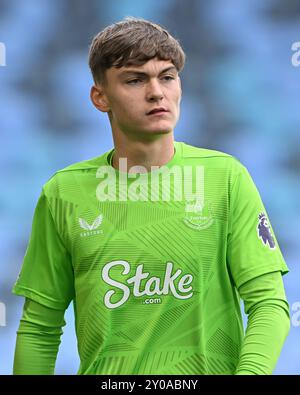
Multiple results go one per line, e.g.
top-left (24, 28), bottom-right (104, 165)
top-left (12, 141), bottom-right (289, 374)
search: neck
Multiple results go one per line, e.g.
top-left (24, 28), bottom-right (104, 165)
top-left (111, 131), bottom-right (175, 173)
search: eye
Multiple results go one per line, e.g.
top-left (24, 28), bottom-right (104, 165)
top-left (126, 78), bottom-right (142, 85)
top-left (162, 75), bottom-right (175, 81)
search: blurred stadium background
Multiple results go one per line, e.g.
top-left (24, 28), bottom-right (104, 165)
top-left (0, 0), bottom-right (299, 374)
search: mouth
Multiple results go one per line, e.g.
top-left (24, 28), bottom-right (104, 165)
top-left (146, 107), bottom-right (169, 116)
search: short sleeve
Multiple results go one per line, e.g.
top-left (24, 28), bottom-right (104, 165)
top-left (12, 189), bottom-right (75, 310)
top-left (227, 163), bottom-right (289, 289)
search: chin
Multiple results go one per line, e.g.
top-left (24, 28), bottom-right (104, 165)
top-left (144, 122), bottom-right (174, 134)
top-left (144, 128), bottom-right (172, 135)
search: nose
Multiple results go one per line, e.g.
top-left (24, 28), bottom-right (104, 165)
top-left (146, 78), bottom-right (164, 102)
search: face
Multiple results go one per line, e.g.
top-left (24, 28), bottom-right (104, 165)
top-left (91, 58), bottom-right (182, 138)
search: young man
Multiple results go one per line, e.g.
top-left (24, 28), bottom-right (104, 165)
top-left (13, 17), bottom-right (290, 375)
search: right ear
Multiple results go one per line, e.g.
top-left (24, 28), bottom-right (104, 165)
top-left (90, 85), bottom-right (110, 112)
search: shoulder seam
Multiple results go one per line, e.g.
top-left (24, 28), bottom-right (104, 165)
top-left (56, 164), bottom-right (99, 173)
top-left (54, 150), bottom-right (113, 174)
top-left (180, 142), bottom-right (234, 159)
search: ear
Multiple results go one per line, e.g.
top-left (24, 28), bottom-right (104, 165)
top-left (90, 85), bottom-right (110, 113)
top-left (178, 76), bottom-right (182, 103)
top-left (178, 76), bottom-right (182, 94)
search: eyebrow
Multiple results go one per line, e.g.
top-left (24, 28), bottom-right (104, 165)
top-left (119, 66), bottom-right (178, 78)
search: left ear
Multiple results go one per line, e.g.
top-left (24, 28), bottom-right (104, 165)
top-left (90, 85), bottom-right (110, 113)
top-left (178, 76), bottom-right (182, 103)
top-left (178, 76), bottom-right (182, 94)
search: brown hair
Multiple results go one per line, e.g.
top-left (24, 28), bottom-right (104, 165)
top-left (88, 17), bottom-right (186, 84)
